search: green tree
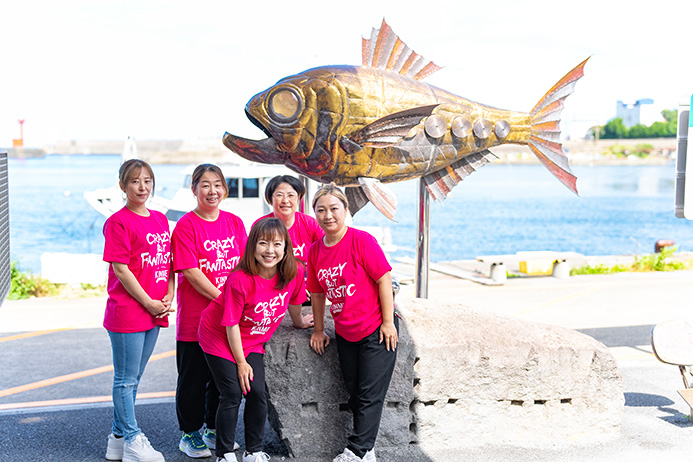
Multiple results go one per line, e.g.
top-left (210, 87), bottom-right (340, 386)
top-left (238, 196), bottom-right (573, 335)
top-left (648, 121), bottom-right (669, 137)
top-left (662, 109), bottom-right (678, 136)
top-left (628, 124), bottom-right (649, 138)
top-left (602, 118), bottom-right (627, 139)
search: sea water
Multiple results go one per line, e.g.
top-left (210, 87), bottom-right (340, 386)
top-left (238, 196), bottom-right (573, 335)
top-left (8, 154), bottom-right (693, 274)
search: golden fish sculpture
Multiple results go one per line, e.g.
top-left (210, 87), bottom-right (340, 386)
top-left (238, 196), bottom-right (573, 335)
top-left (223, 20), bottom-right (588, 221)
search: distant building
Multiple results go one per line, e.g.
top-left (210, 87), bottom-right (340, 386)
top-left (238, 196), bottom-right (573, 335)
top-left (616, 99), bottom-right (658, 128)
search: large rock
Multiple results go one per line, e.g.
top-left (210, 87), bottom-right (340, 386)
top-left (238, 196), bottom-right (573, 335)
top-left (264, 298), bottom-right (623, 458)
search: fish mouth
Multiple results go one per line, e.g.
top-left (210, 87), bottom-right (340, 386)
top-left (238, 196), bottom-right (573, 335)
top-left (222, 111), bottom-right (287, 165)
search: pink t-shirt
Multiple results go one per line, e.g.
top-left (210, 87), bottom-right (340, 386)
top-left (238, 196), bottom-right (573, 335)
top-left (103, 207), bottom-right (171, 333)
top-left (254, 212), bottom-right (323, 263)
top-left (306, 227), bottom-right (391, 342)
top-left (172, 210), bottom-right (247, 341)
top-left (198, 266), bottom-right (306, 362)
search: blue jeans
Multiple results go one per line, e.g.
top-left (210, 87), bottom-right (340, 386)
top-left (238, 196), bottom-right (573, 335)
top-left (108, 327), bottom-right (160, 442)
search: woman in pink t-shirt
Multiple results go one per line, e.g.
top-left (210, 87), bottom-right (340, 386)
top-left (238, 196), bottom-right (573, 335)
top-left (254, 175), bottom-right (323, 307)
top-left (307, 185), bottom-right (398, 462)
top-left (254, 175), bottom-right (323, 264)
top-left (171, 164), bottom-right (248, 458)
top-left (103, 159), bottom-right (173, 462)
top-left (199, 218), bottom-right (313, 462)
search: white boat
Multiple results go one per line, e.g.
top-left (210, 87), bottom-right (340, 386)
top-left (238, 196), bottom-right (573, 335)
top-left (84, 159), bottom-right (291, 232)
top-left (83, 137), bottom-right (396, 254)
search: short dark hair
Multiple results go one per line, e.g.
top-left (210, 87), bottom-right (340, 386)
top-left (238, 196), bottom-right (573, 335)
top-left (119, 159), bottom-right (155, 196)
top-left (191, 163), bottom-right (228, 200)
top-left (264, 175), bottom-right (305, 204)
top-left (236, 217), bottom-right (298, 289)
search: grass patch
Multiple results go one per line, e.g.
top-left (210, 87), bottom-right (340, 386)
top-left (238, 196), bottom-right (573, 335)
top-left (9, 261), bottom-right (105, 300)
top-left (571, 247), bottom-right (690, 276)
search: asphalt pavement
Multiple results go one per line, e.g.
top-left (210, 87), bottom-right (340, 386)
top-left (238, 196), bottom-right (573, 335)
top-left (1, 267), bottom-right (692, 461)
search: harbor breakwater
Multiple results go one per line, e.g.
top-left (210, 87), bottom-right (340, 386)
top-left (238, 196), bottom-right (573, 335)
top-left (5, 137), bottom-right (677, 165)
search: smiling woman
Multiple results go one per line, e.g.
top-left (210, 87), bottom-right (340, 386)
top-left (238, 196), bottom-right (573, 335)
top-left (170, 163), bottom-right (248, 459)
top-left (197, 217), bottom-right (313, 461)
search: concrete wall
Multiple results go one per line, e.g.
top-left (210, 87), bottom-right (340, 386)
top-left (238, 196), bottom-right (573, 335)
top-left (264, 298), bottom-right (623, 459)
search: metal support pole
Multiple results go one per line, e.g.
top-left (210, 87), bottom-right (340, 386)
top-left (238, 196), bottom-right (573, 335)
top-left (416, 178), bottom-right (430, 298)
top-left (299, 175), bottom-right (312, 215)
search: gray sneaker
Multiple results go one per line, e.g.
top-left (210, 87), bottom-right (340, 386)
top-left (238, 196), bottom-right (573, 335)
top-left (202, 427), bottom-right (216, 450)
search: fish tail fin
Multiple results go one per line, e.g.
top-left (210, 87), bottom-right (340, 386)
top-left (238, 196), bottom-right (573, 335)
top-left (528, 57), bottom-right (589, 195)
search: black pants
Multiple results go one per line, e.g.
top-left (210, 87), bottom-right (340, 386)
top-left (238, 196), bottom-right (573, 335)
top-left (336, 317), bottom-right (398, 458)
top-left (176, 341), bottom-right (219, 433)
top-left (205, 352), bottom-right (267, 457)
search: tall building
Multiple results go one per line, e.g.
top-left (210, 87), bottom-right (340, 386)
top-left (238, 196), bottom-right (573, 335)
top-left (616, 99), bottom-right (655, 128)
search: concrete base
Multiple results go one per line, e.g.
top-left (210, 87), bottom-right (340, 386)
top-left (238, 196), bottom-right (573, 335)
top-left (264, 298), bottom-right (624, 458)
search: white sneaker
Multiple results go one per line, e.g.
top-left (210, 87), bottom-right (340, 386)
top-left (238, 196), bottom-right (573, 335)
top-left (242, 451), bottom-right (270, 462)
top-left (333, 448), bottom-right (360, 462)
top-left (217, 453), bottom-right (239, 462)
top-left (105, 433), bottom-right (124, 460)
top-left (333, 448), bottom-right (375, 462)
top-left (122, 433), bottom-right (165, 462)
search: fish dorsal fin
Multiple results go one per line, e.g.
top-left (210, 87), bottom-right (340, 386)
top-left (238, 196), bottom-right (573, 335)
top-left (362, 19), bottom-right (442, 80)
top-left (423, 150), bottom-right (498, 202)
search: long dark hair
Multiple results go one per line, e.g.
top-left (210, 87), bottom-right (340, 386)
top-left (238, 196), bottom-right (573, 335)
top-left (236, 218), bottom-right (298, 289)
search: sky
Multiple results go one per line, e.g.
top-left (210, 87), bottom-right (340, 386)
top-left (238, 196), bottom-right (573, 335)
top-left (2, 0), bottom-right (692, 148)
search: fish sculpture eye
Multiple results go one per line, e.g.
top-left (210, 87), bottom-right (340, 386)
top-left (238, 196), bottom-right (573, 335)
top-left (267, 86), bottom-right (304, 124)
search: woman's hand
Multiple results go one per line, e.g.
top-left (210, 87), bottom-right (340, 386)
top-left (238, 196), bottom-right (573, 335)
top-left (294, 313), bottom-right (314, 329)
top-left (237, 360), bottom-right (254, 395)
top-left (145, 299), bottom-right (171, 318)
top-left (310, 331), bottom-right (330, 355)
top-left (379, 321), bottom-right (398, 351)
top-left (160, 292), bottom-right (175, 316)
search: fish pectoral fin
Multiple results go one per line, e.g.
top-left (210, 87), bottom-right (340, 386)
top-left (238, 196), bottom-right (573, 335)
top-left (345, 186), bottom-right (370, 217)
top-left (423, 150), bottom-right (498, 201)
top-left (349, 105), bottom-right (438, 147)
top-left (339, 137), bottom-right (363, 154)
top-left (357, 177), bottom-right (399, 222)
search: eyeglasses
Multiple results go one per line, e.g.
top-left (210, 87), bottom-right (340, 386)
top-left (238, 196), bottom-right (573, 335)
top-left (272, 192), bottom-right (298, 200)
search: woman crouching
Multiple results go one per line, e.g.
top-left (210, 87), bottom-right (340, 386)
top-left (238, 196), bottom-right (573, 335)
top-left (197, 218), bottom-right (313, 462)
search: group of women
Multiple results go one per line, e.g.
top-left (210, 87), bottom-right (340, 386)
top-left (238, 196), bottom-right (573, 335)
top-left (102, 160), bottom-right (398, 462)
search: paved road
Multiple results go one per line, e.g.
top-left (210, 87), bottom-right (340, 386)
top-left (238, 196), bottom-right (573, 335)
top-left (1, 269), bottom-right (692, 461)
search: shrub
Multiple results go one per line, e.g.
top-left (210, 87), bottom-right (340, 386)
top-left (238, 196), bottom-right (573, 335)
top-left (570, 247), bottom-right (688, 275)
top-left (9, 261), bottom-right (58, 299)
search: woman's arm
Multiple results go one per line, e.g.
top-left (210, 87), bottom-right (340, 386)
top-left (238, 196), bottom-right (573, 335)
top-left (112, 262), bottom-right (170, 317)
top-left (309, 292), bottom-right (330, 354)
top-left (376, 271), bottom-right (398, 351)
top-left (288, 304), bottom-right (314, 329)
top-left (181, 267), bottom-right (222, 300)
top-left (226, 324), bottom-right (253, 394)
top-left (162, 260), bottom-right (176, 312)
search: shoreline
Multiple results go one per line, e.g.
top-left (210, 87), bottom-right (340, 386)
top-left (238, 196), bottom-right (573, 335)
top-left (4, 137), bottom-right (677, 165)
